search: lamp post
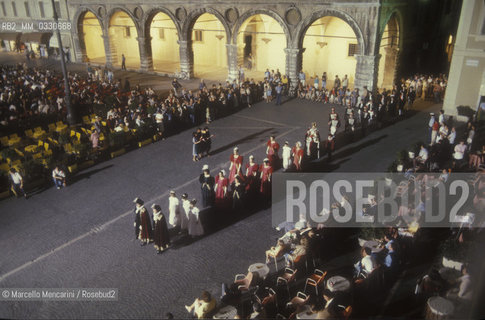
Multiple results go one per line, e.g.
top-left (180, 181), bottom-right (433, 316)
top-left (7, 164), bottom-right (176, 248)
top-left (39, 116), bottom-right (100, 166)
top-left (51, 0), bottom-right (78, 125)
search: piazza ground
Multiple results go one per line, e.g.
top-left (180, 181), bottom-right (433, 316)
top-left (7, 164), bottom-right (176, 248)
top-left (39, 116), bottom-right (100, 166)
top-left (0, 54), bottom-right (441, 319)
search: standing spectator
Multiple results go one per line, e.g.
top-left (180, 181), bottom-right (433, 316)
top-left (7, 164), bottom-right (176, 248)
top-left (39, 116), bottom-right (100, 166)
top-left (453, 140), bottom-right (467, 169)
top-left (439, 110), bottom-right (445, 125)
top-left (428, 113), bottom-right (436, 135)
top-left (168, 190), bottom-right (180, 229)
top-left (155, 110), bottom-right (165, 140)
top-left (52, 166), bottom-right (66, 189)
top-left (321, 72), bottom-right (327, 90)
top-left (121, 53), bottom-right (126, 70)
top-left (282, 141), bottom-right (292, 171)
top-left (342, 74), bottom-right (349, 92)
top-left (448, 127), bottom-right (457, 145)
top-left (171, 78), bottom-right (181, 97)
top-left (239, 65), bottom-right (245, 84)
top-left (151, 204), bottom-right (170, 254)
top-left (107, 68), bottom-right (114, 83)
top-left (275, 82), bottom-right (283, 105)
top-left (430, 120), bottom-right (439, 145)
top-left (298, 70), bottom-right (306, 86)
top-left (200, 127), bottom-right (213, 157)
top-left (9, 168), bottom-right (27, 198)
top-left (192, 131), bottom-right (201, 162)
top-left (247, 53), bottom-right (253, 70)
top-left (334, 75), bottom-right (341, 90)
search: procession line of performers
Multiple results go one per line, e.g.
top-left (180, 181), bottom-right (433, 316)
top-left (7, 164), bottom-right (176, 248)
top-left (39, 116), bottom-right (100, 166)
top-left (133, 194), bottom-right (203, 254)
top-left (133, 125), bottom-right (338, 253)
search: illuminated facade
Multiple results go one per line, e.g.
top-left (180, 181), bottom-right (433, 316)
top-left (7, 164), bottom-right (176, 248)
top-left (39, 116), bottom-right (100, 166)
top-left (0, 1), bottom-right (442, 91)
top-left (66, 0), bottom-right (422, 91)
top-left (443, 0), bottom-right (485, 117)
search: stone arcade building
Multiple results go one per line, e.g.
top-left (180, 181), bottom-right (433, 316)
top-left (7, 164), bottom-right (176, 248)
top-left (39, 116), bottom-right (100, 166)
top-left (69, 0), bottom-right (412, 92)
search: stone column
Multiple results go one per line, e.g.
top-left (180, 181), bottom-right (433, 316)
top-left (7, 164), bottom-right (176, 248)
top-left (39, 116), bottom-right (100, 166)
top-left (380, 47), bottom-right (399, 89)
top-left (354, 54), bottom-right (379, 92)
top-left (285, 47), bottom-right (304, 96)
top-left (226, 43), bottom-right (238, 82)
top-left (71, 34), bottom-right (85, 63)
top-left (137, 36), bottom-right (153, 72)
top-left (178, 40), bottom-right (193, 78)
top-left (102, 34), bottom-right (113, 67)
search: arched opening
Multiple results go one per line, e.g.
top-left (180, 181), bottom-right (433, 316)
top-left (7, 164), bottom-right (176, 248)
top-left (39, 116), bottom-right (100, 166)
top-left (377, 14), bottom-right (400, 90)
top-left (191, 13), bottom-right (227, 79)
top-left (79, 11), bottom-right (105, 64)
top-left (149, 12), bottom-right (180, 73)
top-left (237, 14), bottom-right (286, 80)
top-left (302, 16), bottom-right (358, 89)
top-left (108, 10), bottom-right (140, 69)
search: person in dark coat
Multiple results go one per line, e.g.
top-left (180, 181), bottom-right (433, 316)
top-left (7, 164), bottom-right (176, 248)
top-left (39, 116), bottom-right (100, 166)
top-left (134, 197), bottom-right (144, 240)
top-left (232, 176), bottom-right (245, 212)
top-left (151, 204), bottom-right (170, 254)
top-left (324, 134), bottom-right (335, 162)
top-left (199, 165), bottom-right (215, 208)
top-left (134, 197), bottom-right (153, 245)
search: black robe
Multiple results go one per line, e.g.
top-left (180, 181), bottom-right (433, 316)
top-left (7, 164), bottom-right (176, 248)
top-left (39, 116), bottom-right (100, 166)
top-left (138, 208), bottom-right (153, 241)
top-left (199, 174), bottom-right (215, 208)
top-left (232, 182), bottom-right (246, 211)
top-left (153, 213), bottom-right (170, 249)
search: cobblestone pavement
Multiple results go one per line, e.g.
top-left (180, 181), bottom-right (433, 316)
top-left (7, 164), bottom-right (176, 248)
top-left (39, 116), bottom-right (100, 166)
top-left (0, 52), bottom-right (440, 318)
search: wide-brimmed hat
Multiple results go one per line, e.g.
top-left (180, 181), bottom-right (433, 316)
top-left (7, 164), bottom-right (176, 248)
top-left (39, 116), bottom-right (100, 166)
top-left (151, 204), bottom-right (161, 212)
top-left (133, 197), bottom-right (144, 205)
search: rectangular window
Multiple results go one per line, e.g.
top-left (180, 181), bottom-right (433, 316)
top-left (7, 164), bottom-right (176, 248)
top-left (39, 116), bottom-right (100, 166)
top-left (1, 2), bottom-right (6, 16)
top-left (124, 26), bottom-right (131, 38)
top-left (24, 2), bottom-right (30, 17)
top-left (348, 43), bottom-right (358, 56)
top-left (193, 30), bottom-right (203, 42)
top-left (39, 1), bottom-right (44, 18)
top-left (158, 28), bottom-right (165, 39)
top-left (11, 1), bottom-right (16, 16)
top-left (54, 1), bottom-right (60, 18)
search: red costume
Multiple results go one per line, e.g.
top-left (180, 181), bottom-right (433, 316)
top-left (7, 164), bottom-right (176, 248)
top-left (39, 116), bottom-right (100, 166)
top-left (245, 163), bottom-right (260, 192)
top-left (260, 164), bottom-right (273, 196)
top-left (229, 154), bottom-right (244, 184)
top-left (292, 147), bottom-right (304, 171)
top-left (266, 140), bottom-right (280, 168)
top-left (215, 175), bottom-right (229, 208)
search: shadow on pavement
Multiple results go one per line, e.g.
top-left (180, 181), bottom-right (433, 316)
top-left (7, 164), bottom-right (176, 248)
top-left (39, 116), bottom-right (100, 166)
top-left (69, 165), bottom-right (114, 184)
top-left (209, 128), bottom-right (274, 156)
